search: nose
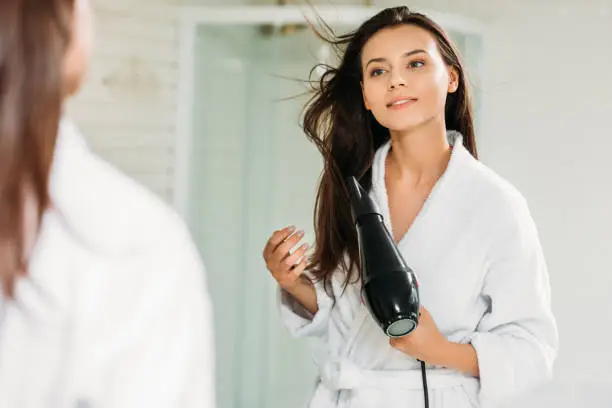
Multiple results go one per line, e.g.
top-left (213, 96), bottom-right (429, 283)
top-left (388, 70), bottom-right (407, 90)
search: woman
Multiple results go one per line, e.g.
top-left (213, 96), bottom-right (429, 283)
top-left (263, 6), bottom-right (558, 408)
top-left (0, 1), bottom-right (214, 407)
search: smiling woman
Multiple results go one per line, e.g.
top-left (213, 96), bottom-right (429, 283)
top-left (264, 5), bottom-right (558, 408)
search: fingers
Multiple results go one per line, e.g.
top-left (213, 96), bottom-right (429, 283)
top-left (271, 230), bottom-right (305, 263)
top-left (283, 242), bottom-right (309, 271)
top-left (270, 226), bottom-right (296, 251)
top-left (389, 337), bottom-right (406, 351)
top-left (419, 306), bottom-right (428, 318)
top-left (263, 226), bottom-right (295, 258)
top-left (288, 256), bottom-right (308, 281)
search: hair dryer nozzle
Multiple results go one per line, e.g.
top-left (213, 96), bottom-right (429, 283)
top-left (346, 176), bottom-right (382, 223)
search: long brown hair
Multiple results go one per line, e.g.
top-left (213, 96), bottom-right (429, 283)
top-left (0, 0), bottom-right (74, 297)
top-left (303, 6), bottom-right (478, 295)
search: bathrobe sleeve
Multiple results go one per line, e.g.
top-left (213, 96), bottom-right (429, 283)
top-left (278, 273), bottom-right (334, 339)
top-left (471, 196), bottom-right (558, 407)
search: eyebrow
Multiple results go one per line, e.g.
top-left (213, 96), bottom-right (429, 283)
top-left (364, 49), bottom-right (428, 69)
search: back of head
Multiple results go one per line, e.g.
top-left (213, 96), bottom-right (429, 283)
top-left (0, 0), bottom-right (77, 297)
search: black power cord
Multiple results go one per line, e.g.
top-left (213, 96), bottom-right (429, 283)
top-left (420, 360), bottom-right (429, 408)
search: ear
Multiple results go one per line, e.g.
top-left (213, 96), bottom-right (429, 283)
top-left (447, 66), bottom-right (459, 94)
top-left (361, 81), bottom-right (370, 110)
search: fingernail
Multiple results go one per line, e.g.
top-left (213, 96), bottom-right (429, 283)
top-left (287, 226), bottom-right (296, 232)
top-left (302, 243), bottom-right (309, 250)
top-left (297, 230), bottom-right (304, 237)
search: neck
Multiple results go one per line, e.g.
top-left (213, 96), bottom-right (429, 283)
top-left (387, 119), bottom-right (451, 185)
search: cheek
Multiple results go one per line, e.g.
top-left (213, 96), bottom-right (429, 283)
top-left (62, 42), bottom-right (87, 97)
top-left (363, 80), bottom-right (386, 109)
top-left (418, 69), bottom-right (448, 100)
top-left (432, 69), bottom-right (451, 103)
top-left (63, 0), bottom-right (93, 96)
top-left (407, 71), bottom-right (450, 118)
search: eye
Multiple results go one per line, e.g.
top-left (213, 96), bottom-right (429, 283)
top-left (370, 68), bottom-right (386, 77)
top-left (408, 60), bottom-right (425, 69)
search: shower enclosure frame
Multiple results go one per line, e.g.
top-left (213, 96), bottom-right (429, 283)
top-left (172, 5), bottom-right (488, 217)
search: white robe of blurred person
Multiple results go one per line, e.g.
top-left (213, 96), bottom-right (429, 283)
top-left (0, 1), bottom-right (215, 407)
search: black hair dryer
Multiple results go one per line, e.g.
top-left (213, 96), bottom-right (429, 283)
top-left (347, 176), bottom-right (421, 337)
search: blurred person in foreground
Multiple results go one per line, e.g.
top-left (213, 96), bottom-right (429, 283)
top-left (0, 1), bottom-right (215, 407)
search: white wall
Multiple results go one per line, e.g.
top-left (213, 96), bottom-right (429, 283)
top-left (67, 0), bottom-right (265, 200)
top-left (479, 5), bottom-right (612, 407)
top-left (66, 0), bottom-right (185, 201)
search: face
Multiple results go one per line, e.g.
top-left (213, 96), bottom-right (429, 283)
top-left (360, 24), bottom-right (458, 132)
top-left (63, 0), bottom-right (93, 98)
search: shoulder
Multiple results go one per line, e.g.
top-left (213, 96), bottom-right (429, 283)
top-left (47, 124), bottom-right (209, 326)
top-left (458, 152), bottom-right (542, 257)
top-left (50, 119), bottom-right (198, 259)
top-left (458, 148), bottom-right (532, 223)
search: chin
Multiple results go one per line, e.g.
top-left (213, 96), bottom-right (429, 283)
top-left (377, 110), bottom-right (441, 134)
top-left (380, 118), bottom-right (427, 133)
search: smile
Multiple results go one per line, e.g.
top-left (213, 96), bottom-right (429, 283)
top-left (386, 98), bottom-right (417, 109)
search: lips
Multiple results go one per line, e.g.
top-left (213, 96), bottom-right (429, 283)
top-left (386, 97), bottom-right (417, 108)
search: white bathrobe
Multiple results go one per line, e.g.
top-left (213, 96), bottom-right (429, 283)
top-left (0, 118), bottom-right (215, 408)
top-left (280, 131), bottom-right (558, 408)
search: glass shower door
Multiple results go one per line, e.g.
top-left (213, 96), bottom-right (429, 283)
top-left (189, 24), bottom-right (323, 408)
